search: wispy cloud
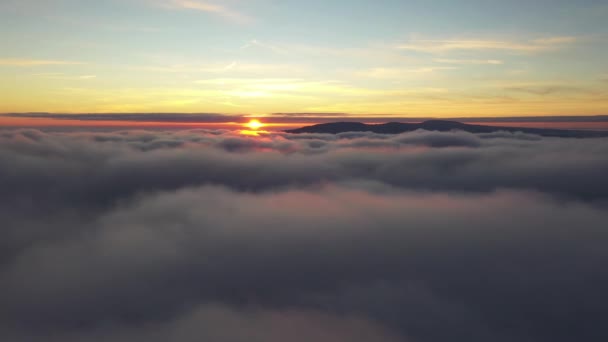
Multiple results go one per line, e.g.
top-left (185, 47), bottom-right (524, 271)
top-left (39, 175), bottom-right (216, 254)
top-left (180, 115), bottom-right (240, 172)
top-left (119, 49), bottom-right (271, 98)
top-left (191, 78), bottom-right (457, 101)
top-left (160, 0), bottom-right (252, 24)
top-left (434, 58), bottom-right (504, 65)
top-left (241, 39), bottom-right (288, 54)
top-left (132, 61), bottom-right (306, 76)
top-left (504, 84), bottom-right (593, 96)
top-left (134, 61), bottom-right (237, 73)
top-left (105, 25), bottom-right (162, 33)
top-left (30, 73), bottom-right (96, 80)
top-left (354, 66), bottom-right (457, 79)
top-left (193, 78), bottom-right (386, 98)
top-left (397, 36), bottom-right (578, 53)
top-left (0, 59), bottom-right (84, 67)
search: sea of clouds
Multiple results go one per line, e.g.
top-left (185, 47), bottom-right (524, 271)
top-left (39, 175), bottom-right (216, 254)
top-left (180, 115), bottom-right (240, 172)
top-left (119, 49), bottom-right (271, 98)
top-left (1, 127), bottom-right (608, 342)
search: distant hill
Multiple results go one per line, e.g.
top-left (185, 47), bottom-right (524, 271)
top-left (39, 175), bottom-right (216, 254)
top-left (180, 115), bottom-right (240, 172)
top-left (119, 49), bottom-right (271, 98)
top-left (285, 120), bottom-right (608, 138)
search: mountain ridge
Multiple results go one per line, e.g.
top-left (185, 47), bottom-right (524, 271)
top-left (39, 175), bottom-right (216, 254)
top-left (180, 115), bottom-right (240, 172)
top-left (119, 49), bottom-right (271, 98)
top-left (285, 120), bottom-right (608, 138)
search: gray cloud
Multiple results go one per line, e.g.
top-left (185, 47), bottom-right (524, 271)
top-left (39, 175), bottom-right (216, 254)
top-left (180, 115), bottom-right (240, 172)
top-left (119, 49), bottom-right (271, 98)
top-left (504, 85), bottom-right (593, 96)
top-left (1, 127), bottom-right (608, 342)
top-left (5, 305), bottom-right (401, 342)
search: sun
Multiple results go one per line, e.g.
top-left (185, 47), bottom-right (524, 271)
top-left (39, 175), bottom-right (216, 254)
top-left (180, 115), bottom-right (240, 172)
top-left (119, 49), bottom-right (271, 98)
top-left (245, 119), bottom-right (264, 130)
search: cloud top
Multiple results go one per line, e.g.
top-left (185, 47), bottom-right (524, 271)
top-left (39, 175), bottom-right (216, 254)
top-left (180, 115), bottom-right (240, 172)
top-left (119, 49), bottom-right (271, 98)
top-left (1, 127), bottom-right (608, 342)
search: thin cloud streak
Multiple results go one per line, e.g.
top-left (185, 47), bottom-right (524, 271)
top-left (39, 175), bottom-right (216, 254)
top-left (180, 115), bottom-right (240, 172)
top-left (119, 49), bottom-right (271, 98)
top-left (0, 59), bottom-right (84, 67)
top-left (353, 66), bottom-right (458, 79)
top-left (161, 0), bottom-right (253, 23)
top-left (397, 36), bottom-right (578, 53)
top-left (241, 39), bottom-right (289, 54)
top-left (31, 73), bottom-right (97, 80)
top-left (434, 58), bottom-right (504, 65)
top-left (505, 85), bottom-right (593, 96)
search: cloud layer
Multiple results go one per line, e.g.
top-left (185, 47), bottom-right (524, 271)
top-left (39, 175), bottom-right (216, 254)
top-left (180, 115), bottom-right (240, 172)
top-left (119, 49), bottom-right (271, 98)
top-left (1, 127), bottom-right (608, 342)
top-left (159, 0), bottom-right (252, 23)
top-left (397, 36), bottom-right (578, 53)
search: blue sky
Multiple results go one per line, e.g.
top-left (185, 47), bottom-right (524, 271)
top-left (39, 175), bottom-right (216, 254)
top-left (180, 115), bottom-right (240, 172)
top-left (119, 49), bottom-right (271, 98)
top-left (1, 0), bottom-right (607, 116)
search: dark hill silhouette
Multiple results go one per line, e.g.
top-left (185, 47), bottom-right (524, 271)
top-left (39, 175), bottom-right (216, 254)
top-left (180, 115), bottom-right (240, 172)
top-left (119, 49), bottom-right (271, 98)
top-left (285, 120), bottom-right (608, 138)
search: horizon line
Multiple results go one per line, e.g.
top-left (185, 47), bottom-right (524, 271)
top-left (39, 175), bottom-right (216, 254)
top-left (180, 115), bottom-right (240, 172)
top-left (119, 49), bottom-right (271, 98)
top-left (3, 112), bottom-right (608, 123)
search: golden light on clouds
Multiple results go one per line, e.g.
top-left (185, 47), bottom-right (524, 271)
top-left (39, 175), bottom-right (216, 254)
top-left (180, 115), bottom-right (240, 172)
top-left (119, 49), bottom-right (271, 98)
top-left (238, 119), bottom-right (268, 136)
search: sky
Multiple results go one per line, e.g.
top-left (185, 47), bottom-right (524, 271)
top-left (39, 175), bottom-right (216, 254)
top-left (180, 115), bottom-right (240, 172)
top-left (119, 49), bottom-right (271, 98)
top-left (1, 0), bottom-right (608, 117)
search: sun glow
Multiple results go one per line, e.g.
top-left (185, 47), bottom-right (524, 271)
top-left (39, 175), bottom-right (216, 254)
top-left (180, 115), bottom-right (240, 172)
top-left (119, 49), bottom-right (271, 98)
top-left (245, 119), bottom-right (264, 130)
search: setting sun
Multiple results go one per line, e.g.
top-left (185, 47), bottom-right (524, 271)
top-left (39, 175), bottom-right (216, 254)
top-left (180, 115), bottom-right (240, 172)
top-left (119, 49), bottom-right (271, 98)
top-left (246, 119), bottom-right (264, 130)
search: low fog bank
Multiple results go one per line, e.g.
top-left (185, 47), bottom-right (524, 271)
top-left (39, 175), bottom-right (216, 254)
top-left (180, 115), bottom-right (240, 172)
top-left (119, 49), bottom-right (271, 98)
top-left (1, 127), bottom-right (607, 342)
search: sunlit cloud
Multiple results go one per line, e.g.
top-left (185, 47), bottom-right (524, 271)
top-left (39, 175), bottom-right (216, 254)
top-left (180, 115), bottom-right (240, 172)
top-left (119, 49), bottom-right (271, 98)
top-left (504, 84), bottom-right (594, 96)
top-left (241, 39), bottom-right (289, 54)
top-left (397, 36), bottom-right (578, 53)
top-left (31, 73), bottom-right (97, 80)
top-left (160, 0), bottom-right (252, 23)
top-left (234, 40), bottom-right (410, 64)
top-left (353, 66), bottom-right (457, 79)
top-left (193, 78), bottom-right (383, 98)
top-left (0, 58), bottom-right (84, 66)
top-left (134, 61), bottom-right (237, 73)
top-left (434, 58), bottom-right (504, 65)
top-left (133, 61), bottom-right (306, 75)
top-left (104, 25), bottom-right (163, 33)
top-left (194, 78), bottom-right (302, 86)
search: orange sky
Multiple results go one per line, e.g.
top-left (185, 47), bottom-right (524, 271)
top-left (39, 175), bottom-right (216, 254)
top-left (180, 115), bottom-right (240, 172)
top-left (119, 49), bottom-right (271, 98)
top-left (3, 115), bottom-right (608, 131)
